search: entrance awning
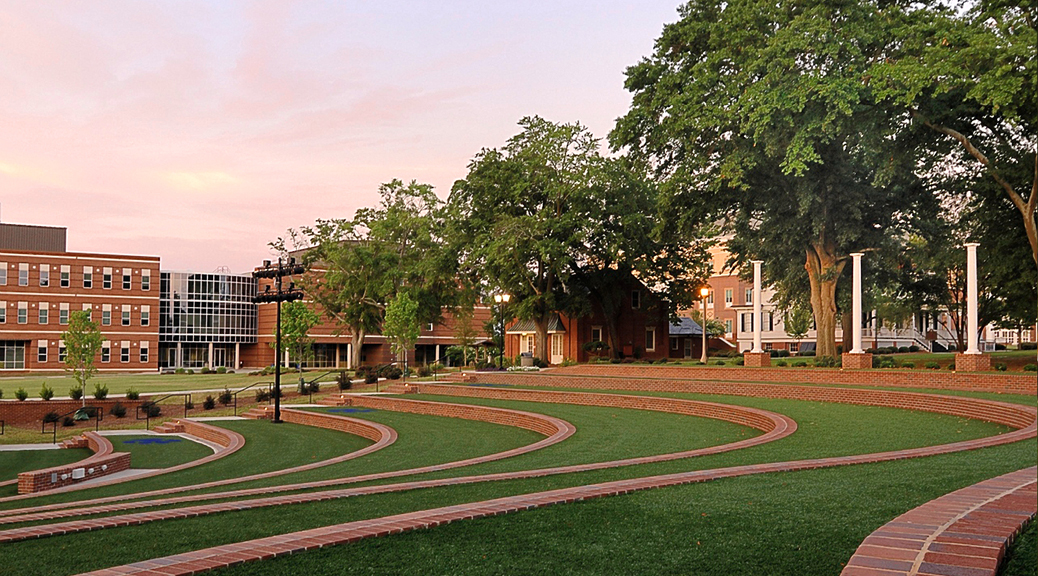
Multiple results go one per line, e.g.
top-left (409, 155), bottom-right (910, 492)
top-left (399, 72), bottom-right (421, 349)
top-left (506, 314), bottom-right (566, 335)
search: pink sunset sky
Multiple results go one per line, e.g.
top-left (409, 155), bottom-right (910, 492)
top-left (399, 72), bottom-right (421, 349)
top-left (0, 1), bottom-right (681, 273)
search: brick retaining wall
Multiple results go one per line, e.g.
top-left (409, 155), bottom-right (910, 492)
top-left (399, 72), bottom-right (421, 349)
top-left (0, 398), bottom-right (147, 426)
top-left (17, 432), bottom-right (131, 494)
top-left (344, 395), bottom-right (564, 437)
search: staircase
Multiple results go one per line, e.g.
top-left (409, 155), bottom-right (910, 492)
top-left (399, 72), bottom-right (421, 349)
top-left (152, 421), bottom-right (186, 434)
top-left (59, 436), bottom-right (88, 449)
top-left (241, 407), bottom-right (273, 420)
top-left (318, 396), bottom-right (347, 406)
top-left (384, 383), bottom-right (419, 394)
top-left (444, 372), bottom-right (478, 383)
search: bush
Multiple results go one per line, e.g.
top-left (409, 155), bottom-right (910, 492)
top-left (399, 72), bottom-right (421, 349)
top-left (994, 343), bottom-right (1007, 351)
top-left (775, 360), bottom-right (788, 367)
top-left (778, 350), bottom-right (790, 357)
top-left (800, 350), bottom-right (816, 357)
top-left (255, 389), bottom-right (271, 403)
top-left (365, 373), bottom-right (379, 384)
top-left (609, 358), bottom-right (621, 364)
top-left (792, 360), bottom-right (808, 367)
top-left (203, 395), bottom-right (216, 410)
top-left (200, 367), bottom-right (213, 375)
top-left (0, 388), bottom-right (3, 399)
top-left (900, 361), bottom-right (915, 369)
top-left (336, 371), bottom-right (353, 390)
top-left (218, 388), bottom-right (232, 406)
top-left (43, 411), bottom-right (60, 424)
top-left (69, 386), bottom-right (84, 401)
top-left (125, 388), bottom-right (140, 400)
top-left (946, 362), bottom-right (955, 370)
top-left (532, 357), bottom-right (548, 369)
top-left (908, 345), bottom-right (920, 352)
top-left (15, 387), bottom-right (28, 401)
top-left (62, 416), bottom-right (76, 427)
top-left (308, 382), bottom-right (320, 394)
top-left (186, 369), bottom-right (195, 375)
top-left (815, 356), bottom-right (837, 368)
top-left (654, 357), bottom-right (669, 364)
top-left (92, 383), bottom-right (109, 400)
top-left (417, 365), bottom-right (432, 377)
top-left (1023, 364), bottom-right (1037, 372)
top-left (734, 358), bottom-right (744, 366)
top-left (925, 361), bottom-right (941, 370)
top-left (216, 366), bottom-right (227, 374)
top-left (175, 368), bottom-right (186, 374)
top-left (897, 346), bottom-right (909, 353)
top-left (560, 358), bottom-right (578, 367)
top-left (993, 362), bottom-right (1007, 372)
top-left (110, 402), bottom-right (127, 418)
top-left (713, 360), bottom-right (726, 366)
top-left (381, 365), bottom-right (403, 380)
top-left (40, 383), bottom-right (54, 401)
top-left (1020, 342), bottom-right (1037, 350)
top-left (141, 402), bottom-right (161, 417)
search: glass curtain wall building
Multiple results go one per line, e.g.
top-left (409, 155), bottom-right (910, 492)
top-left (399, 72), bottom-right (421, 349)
top-left (159, 272), bottom-right (257, 369)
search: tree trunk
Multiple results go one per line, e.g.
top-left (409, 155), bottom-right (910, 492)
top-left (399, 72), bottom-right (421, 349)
top-left (534, 316), bottom-right (550, 364)
top-left (805, 238), bottom-right (846, 359)
top-left (350, 328), bottom-right (365, 369)
top-left (840, 311), bottom-right (852, 353)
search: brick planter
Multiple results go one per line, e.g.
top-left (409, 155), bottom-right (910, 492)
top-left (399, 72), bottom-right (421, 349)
top-left (743, 351), bottom-right (771, 367)
top-left (841, 353), bottom-right (872, 370)
top-left (956, 352), bottom-right (991, 372)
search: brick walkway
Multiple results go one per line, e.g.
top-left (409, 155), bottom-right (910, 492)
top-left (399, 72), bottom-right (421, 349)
top-left (841, 466), bottom-right (1037, 576)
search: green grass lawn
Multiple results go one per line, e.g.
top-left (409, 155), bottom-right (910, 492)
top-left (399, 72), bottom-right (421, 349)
top-left (107, 435), bottom-right (215, 470)
top-left (0, 448), bottom-right (92, 482)
top-left (660, 349), bottom-right (1036, 371)
top-left (1000, 520), bottom-right (1036, 576)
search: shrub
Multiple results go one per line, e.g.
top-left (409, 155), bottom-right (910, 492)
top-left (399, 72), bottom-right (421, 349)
top-left (69, 386), bottom-right (84, 401)
top-left (609, 358), bottom-right (621, 364)
top-left (308, 382), bottom-right (320, 394)
top-left (0, 388), bottom-right (3, 399)
top-left (417, 365), bottom-right (432, 377)
top-left (175, 368), bottom-right (186, 374)
top-left (532, 357), bottom-right (549, 368)
top-left (218, 388), bottom-right (232, 406)
top-left (200, 367), bottom-right (213, 375)
top-left (559, 358), bottom-right (578, 367)
top-left (92, 383), bottom-right (109, 400)
top-left (336, 371), bottom-right (352, 390)
top-left (880, 359), bottom-right (897, 369)
top-left (125, 388), bottom-right (140, 400)
top-left (815, 356), bottom-right (837, 368)
top-left (15, 387), bottom-right (28, 401)
top-left (186, 369), bottom-right (195, 375)
top-left (769, 350), bottom-right (779, 358)
top-left (62, 416), bottom-right (76, 427)
top-left (203, 395), bottom-right (216, 410)
top-left (800, 350), bottom-right (816, 357)
top-left (1020, 342), bottom-right (1037, 350)
top-left (792, 360), bottom-right (808, 367)
top-left (713, 360), bottom-right (726, 366)
top-left (654, 357), bottom-right (669, 364)
top-left (255, 389), bottom-right (271, 403)
top-left (381, 365), bottom-right (403, 380)
top-left (775, 360), bottom-right (787, 367)
top-left (110, 402), bottom-right (127, 418)
top-left (946, 362), bottom-right (955, 370)
top-left (43, 411), bottom-right (60, 424)
top-left (40, 383), bottom-right (54, 401)
top-left (900, 361), bottom-right (915, 369)
top-left (994, 343), bottom-right (1006, 351)
top-left (365, 373), bottom-right (379, 384)
top-left (897, 346), bottom-right (909, 353)
top-left (734, 358), bottom-right (744, 366)
top-left (836, 345), bottom-right (843, 354)
top-left (925, 361), bottom-right (940, 370)
top-left (908, 345), bottom-right (920, 352)
top-left (1023, 364), bottom-right (1037, 372)
top-left (993, 362), bottom-right (1007, 372)
top-left (778, 350), bottom-right (790, 357)
top-left (216, 366), bottom-right (227, 374)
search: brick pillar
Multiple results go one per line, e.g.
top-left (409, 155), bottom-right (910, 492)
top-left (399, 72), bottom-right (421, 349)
top-left (955, 353), bottom-right (991, 372)
top-left (743, 351), bottom-right (771, 367)
top-left (842, 352), bottom-right (872, 370)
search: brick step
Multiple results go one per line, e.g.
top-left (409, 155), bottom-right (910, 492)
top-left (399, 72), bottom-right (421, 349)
top-left (384, 383), bottom-right (419, 394)
top-left (241, 408), bottom-right (272, 420)
top-left (153, 422), bottom-right (185, 434)
top-left (59, 436), bottom-right (88, 450)
top-left (444, 372), bottom-right (477, 383)
top-left (318, 396), bottom-right (346, 406)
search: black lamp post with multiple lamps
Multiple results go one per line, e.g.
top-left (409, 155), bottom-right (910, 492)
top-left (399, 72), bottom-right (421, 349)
top-left (493, 293), bottom-right (510, 368)
top-left (253, 257), bottom-right (305, 423)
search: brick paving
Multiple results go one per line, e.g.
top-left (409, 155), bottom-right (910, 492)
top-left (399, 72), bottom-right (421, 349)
top-left (841, 467), bottom-right (1037, 576)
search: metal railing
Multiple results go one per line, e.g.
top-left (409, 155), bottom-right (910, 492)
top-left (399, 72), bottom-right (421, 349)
top-left (135, 392), bottom-right (191, 430)
top-left (42, 406), bottom-right (103, 444)
top-left (232, 381), bottom-right (273, 416)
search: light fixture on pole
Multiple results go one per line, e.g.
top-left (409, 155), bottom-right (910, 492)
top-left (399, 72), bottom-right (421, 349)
top-left (493, 293), bottom-right (510, 368)
top-left (253, 257), bottom-right (305, 423)
top-left (700, 286), bottom-right (710, 363)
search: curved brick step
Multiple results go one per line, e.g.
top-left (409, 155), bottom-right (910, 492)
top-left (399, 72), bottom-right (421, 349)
top-left (841, 466), bottom-right (1037, 576)
top-left (0, 399), bottom-right (572, 522)
top-left (15, 432), bottom-right (127, 494)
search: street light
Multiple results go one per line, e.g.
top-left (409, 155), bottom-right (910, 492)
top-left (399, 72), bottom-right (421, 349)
top-left (253, 257), bottom-right (305, 423)
top-left (700, 286), bottom-right (710, 364)
top-left (493, 293), bottom-right (511, 368)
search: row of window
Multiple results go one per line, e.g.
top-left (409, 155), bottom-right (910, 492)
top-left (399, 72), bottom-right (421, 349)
top-left (35, 340), bottom-right (150, 364)
top-left (705, 288), bottom-right (753, 306)
top-left (0, 263), bottom-right (152, 290)
top-left (0, 301), bottom-right (150, 326)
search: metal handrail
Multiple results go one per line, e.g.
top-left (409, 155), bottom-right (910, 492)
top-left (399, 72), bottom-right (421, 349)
top-left (41, 406), bottom-right (103, 443)
top-left (135, 392), bottom-right (191, 430)
top-left (232, 381), bottom-right (273, 416)
top-left (297, 370), bottom-right (335, 402)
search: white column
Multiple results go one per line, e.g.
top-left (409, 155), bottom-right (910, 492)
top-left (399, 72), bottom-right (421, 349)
top-left (435, 344), bottom-right (441, 364)
top-left (235, 342), bottom-right (240, 369)
top-left (850, 252), bottom-right (864, 354)
top-left (335, 344), bottom-right (340, 369)
top-left (965, 243), bottom-right (981, 354)
top-left (207, 342), bottom-right (214, 368)
top-left (176, 342), bottom-right (182, 368)
top-left (346, 343), bottom-right (353, 369)
top-left (752, 260), bottom-right (763, 353)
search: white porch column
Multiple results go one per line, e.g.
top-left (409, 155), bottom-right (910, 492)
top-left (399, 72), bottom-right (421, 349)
top-left (234, 342), bottom-right (240, 369)
top-left (435, 344), bottom-right (441, 364)
top-left (751, 260), bottom-right (763, 353)
top-left (850, 252), bottom-right (864, 354)
top-left (207, 342), bottom-right (214, 368)
top-left (176, 342), bottom-right (182, 368)
top-left (965, 243), bottom-right (981, 354)
top-left (346, 343), bottom-right (353, 369)
top-left (335, 344), bottom-right (340, 369)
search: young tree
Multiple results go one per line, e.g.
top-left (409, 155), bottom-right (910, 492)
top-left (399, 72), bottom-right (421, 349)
top-left (63, 310), bottom-right (103, 408)
top-left (452, 305), bottom-right (480, 367)
top-left (783, 305), bottom-right (813, 350)
top-left (611, 0), bottom-right (927, 358)
top-left (272, 300), bottom-right (320, 373)
top-left (383, 292), bottom-right (421, 379)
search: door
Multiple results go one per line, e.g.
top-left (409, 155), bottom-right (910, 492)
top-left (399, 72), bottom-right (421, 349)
top-left (550, 333), bottom-right (564, 365)
top-left (684, 338), bottom-right (692, 359)
top-left (212, 348), bottom-right (226, 368)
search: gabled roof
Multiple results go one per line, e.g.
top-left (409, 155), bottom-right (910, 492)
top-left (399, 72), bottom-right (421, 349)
top-left (669, 317), bottom-right (704, 336)
top-left (506, 314), bottom-right (566, 334)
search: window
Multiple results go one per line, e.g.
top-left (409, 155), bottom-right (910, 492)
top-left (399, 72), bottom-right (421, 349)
top-left (58, 342), bottom-right (67, 363)
top-left (725, 319), bottom-right (733, 334)
top-left (672, 338), bottom-right (679, 350)
top-left (122, 270), bottom-right (131, 290)
top-left (83, 303), bottom-right (92, 321)
top-left (60, 265), bottom-right (70, 287)
top-left (83, 266), bottom-right (92, 288)
top-left (40, 265), bottom-right (49, 287)
top-left (38, 303), bottom-right (48, 325)
top-left (741, 313), bottom-right (753, 333)
top-left (0, 262), bottom-right (7, 285)
top-left (762, 311), bottom-right (774, 331)
top-left (0, 342), bottom-right (25, 369)
top-left (141, 270), bottom-right (151, 291)
top-left (140, 305), bottom-right (150, 326)
top-left (59, 303), bottom-right (69, 325)
top-left (101, 342), bottom-right (110, 363)
top-left (789, 342), bottom-right (800, 353)
top-left (101, 304), bottom-right (112, 326)
top-left (763, 342), bottom-right (773, 351)
top-left (17, 302), bottom-right (27, 324)
top-left (590, 326), bottom-right (602, 342)
top-left (103, 267), bottom-right (112, 289)
top-left (724, 289), bottom-right (733, 305)
top-left (745, 288), bottom-right (753, 305)
top-left (122, 306), bottom-right (131, 326)
top-left (631, 290), bottom-right (641, 310)
top-left (707, 291), bottom-right (714, 304)
top-left (38, 340), bottom-right (48, 363)
top-left (426, 323), bottom-right (434, 331)
top-left (120, 341), bottom-right (130, 363)
top-left (0, 301), bottom-right (6, 323)
top-left (18, 263), bottom-right (28, 286)
top-left (140, 342), bottom-right (149, 363)
top-left (645, 327), bottom-right (656, 351)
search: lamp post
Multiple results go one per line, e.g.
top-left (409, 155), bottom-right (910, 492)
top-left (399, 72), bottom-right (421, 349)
top-left (700, 286), bottom-right (710, 363)
top-left (493, 293), bottom-right (511, 368)
top-left (253, 257), bottom-right (305, 423)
